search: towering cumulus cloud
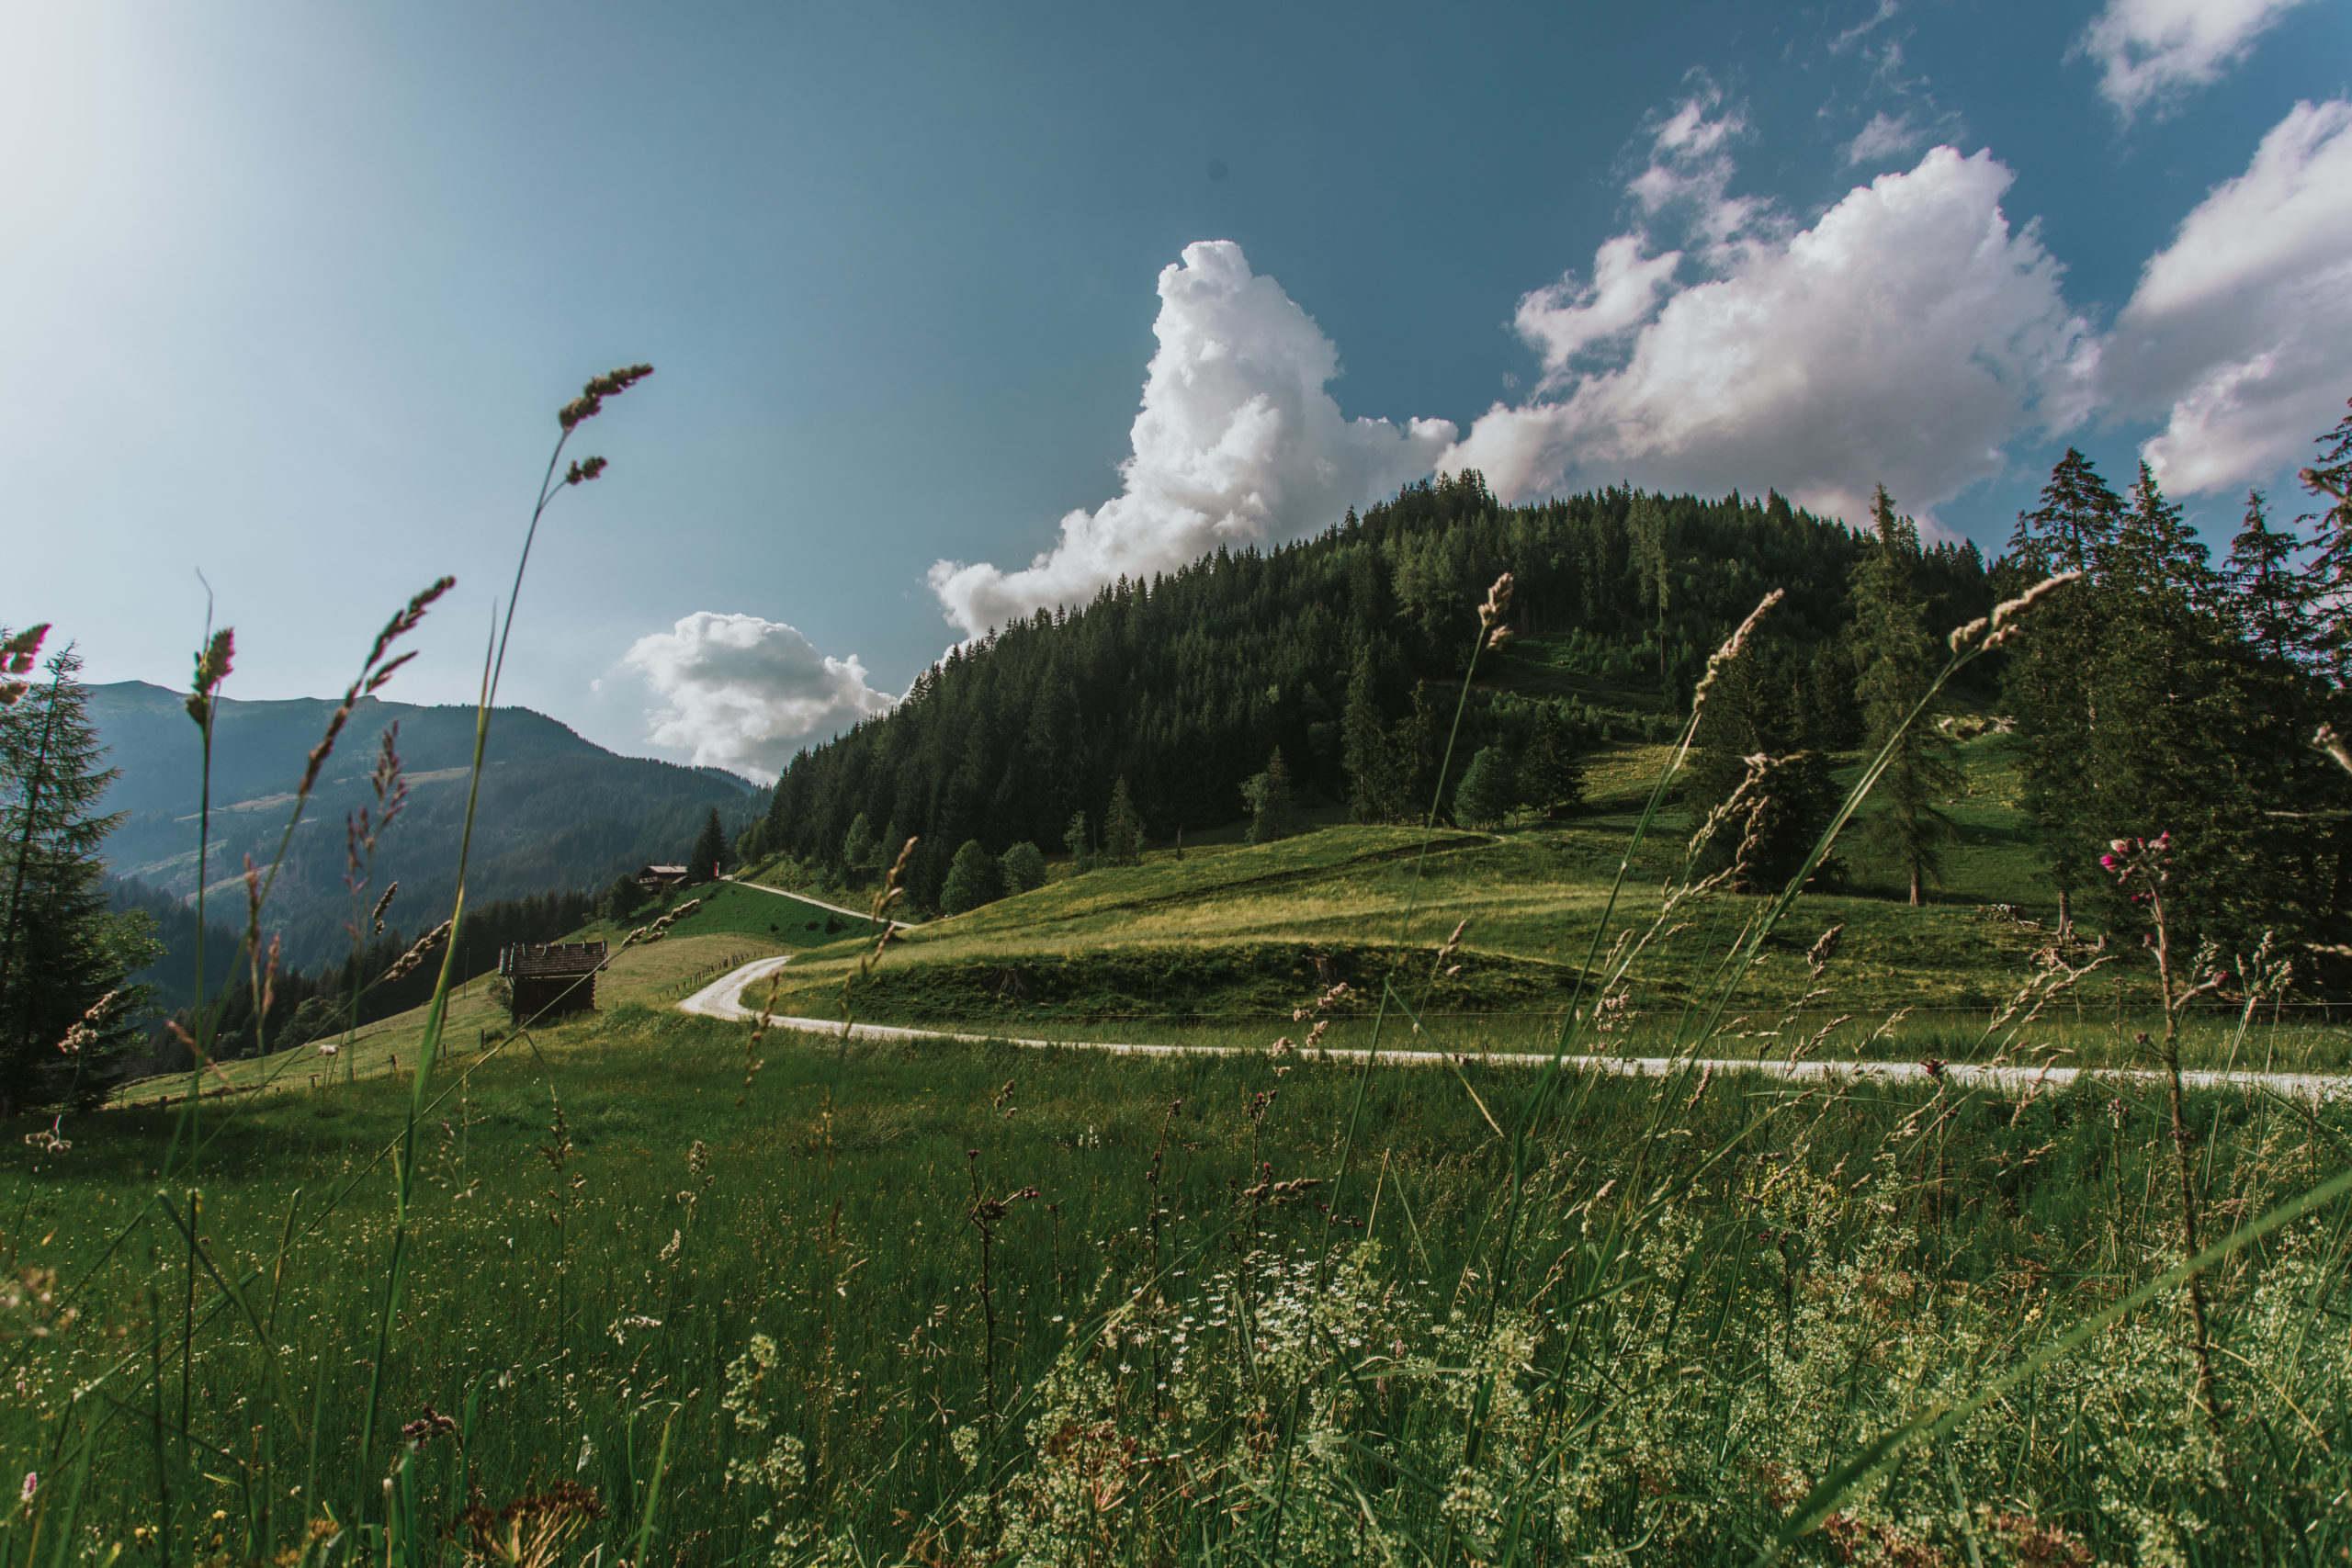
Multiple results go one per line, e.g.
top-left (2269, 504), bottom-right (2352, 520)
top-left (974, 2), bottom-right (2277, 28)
top-left (928, 241), bottom-right (1456, 638)
top-left (1443, 98), bottom-right (2094, 525)
top-left (623, 612), bottom-right (895, 777)
top-left (2107, 98), bottom-right (2352, 493)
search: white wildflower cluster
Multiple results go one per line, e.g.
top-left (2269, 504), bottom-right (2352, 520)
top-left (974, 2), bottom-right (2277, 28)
top-left (718, 1333), bottom-right (825, 1564)
top-left (927, 1158), bottom-right (2352, 1562)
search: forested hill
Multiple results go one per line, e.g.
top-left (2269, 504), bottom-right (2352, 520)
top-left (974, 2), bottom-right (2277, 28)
top-left (88, 682), bottom-right (766, 971)
top-left (756, 473), bottom-right (1996, 910)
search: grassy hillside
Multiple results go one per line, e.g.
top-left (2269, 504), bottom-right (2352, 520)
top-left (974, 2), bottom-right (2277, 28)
top-left (157, 732), bottom-right (2347, 1103)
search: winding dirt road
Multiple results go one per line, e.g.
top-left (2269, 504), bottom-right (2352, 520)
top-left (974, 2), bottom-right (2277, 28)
top-left (677, 955), bottom-right (2352, 1100)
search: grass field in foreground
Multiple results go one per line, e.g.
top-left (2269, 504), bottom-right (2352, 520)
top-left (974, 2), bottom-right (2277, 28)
top-left (14, 1001), bottom-right (2352, 1563)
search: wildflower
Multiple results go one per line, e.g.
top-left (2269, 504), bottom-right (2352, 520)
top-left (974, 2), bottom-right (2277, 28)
top-left (400, 1405), bottom-right (459, 1449)
top-left (19, 1472), bottom-right (34, 1502)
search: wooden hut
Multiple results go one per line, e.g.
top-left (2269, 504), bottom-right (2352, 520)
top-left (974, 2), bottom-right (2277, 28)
top-left (498, 940), bottom-right (608, 1019)
top-left (637, 864), bottom-right (691, 892)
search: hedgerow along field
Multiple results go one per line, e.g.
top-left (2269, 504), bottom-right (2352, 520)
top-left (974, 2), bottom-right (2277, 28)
top-left (10, 373), bottom-right (2352, 1566)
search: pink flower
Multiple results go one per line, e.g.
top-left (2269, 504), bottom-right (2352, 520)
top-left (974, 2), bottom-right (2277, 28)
top-left (18, 1472), bottom-right (33, 1503)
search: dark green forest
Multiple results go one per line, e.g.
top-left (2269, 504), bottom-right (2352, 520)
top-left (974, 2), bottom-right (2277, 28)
top-left (760, 414), bottom-right (2352, 964)
top-left (756, 474), bottom-right (1995, 908)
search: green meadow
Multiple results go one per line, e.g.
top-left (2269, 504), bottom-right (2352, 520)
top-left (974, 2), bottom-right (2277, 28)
top-left (14, 726), bottom-right (2352, 1566)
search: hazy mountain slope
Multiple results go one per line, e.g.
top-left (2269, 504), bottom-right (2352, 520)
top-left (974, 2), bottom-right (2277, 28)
top-left (87, 682), bottom-right (766, 970)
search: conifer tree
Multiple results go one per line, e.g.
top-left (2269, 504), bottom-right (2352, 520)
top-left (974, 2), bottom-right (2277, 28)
top-left (0, 644), bottom-right (153, 1110)
top-left (2002, 450), bottom-right (2122, 931)
top-left (841, 812), bottom-right (876, 883)
top-left (1064, 811), bottom-right (1093, 872)
top-left (1687, 638), bottom-right (1838, 892)
top-left (1520, 703), bottom-right (1585, 818)
top-left (1244, 748), bottom-right (1295, 845)
top-left (687, 807), bottom-right (728, 884)
top-left (1850, 485), bottom-right (1958, 905)
top-left (1103, 777), bottom-right (1143, 865)
top-left (2300, 400), bottom-right (2352, 681)
top-left (2083, 463), bottom-right (2279, 939)
top-left (2224, 491), bottom-right (2307, 665)
top-left (1340, 645), bottom-right (1390, 824)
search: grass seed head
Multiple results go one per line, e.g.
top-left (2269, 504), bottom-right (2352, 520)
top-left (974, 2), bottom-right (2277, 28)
top-left (182, 626), bottom-right (232, 726)
top-left (557, 365), bottom-right (654, 431)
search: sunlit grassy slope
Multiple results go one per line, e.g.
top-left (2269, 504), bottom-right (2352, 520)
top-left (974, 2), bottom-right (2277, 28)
top-left (144, 727), bottom-right (2352, 1102)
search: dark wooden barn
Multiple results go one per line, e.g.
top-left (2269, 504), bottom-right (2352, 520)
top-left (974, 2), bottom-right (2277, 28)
top-left (498, 940), bottom-right (608, 1020)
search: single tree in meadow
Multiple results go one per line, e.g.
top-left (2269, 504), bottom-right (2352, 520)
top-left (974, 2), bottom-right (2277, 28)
top-left (1452, 746), bottom-right (1519, 829)
top-left (1103, 777), bottom-right (1144, 865)
top-left (1520, 703), bottom-right (1584, 818)
top-left (1850, 484), bottom-right (1958, 906)
top-left (1244, 747), bottom-right (1295, 845)
top-left (941, 839), bottom-right (1004, 916)
top-left (687, 807), bottom-right (728, 884)
top-left (999, 840), bottom-right (1047, 893)
top-left (602, 873), bottom-right (646, 923)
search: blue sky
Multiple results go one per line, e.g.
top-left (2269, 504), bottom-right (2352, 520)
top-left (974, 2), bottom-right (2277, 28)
top-left (6, 0), bottom-right (2348, 776)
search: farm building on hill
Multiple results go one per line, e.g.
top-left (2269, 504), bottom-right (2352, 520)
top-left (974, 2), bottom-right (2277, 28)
top-left (498, 940), bottom-right (608, 1019)
top-left (637, 864), bottom-right (690, 891)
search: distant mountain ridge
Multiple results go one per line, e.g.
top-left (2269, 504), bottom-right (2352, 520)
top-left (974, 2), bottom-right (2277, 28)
top-left (87, 682), bottom-right (766, 970)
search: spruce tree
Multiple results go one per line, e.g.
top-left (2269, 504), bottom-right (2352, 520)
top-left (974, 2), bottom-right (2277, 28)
top-left (1064, 811), bottom-right (1093, 872)
top-left (0, 644), bottom-right (153, 1110)
top-left (2224, 491), bottom-right (2307, 665)
top-left (2002, 450), bottom-right (2122, 931)
top-left (1850, 485), bottom-right (1958, 906)
top-left (2300, 400), bottom-right (2352, 682)
top-left (2083, 463), bottom-right (2280, 942)
top-left (1244, 748), bottom-right (1295, 845)
top-left (1521, 703), bottom-right (1584, 818)
top-left (1340, 644), bottom-right (1390, 823)
top-left (687, 807), bottom-right (728, 884)
top-left (1104, 777), bottom-right (1143, 865)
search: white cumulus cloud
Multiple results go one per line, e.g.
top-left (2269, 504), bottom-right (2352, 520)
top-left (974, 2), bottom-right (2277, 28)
top-left (2077, 0), bottom-right (2318, 118)
top-left (927, 240), bottom-right (1456, 638)
top-left (2105, 98), bottom-right (2352, 494)
top-left (1444, 112), bottom-right (2095, 525)
top-left (622, 612), bottom-right (895, 778)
